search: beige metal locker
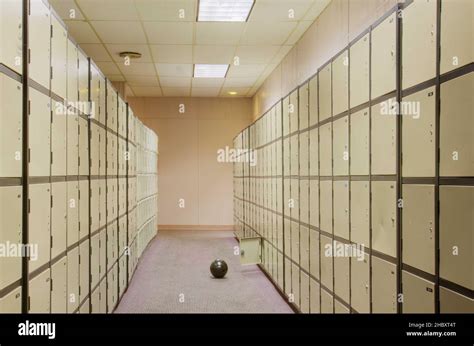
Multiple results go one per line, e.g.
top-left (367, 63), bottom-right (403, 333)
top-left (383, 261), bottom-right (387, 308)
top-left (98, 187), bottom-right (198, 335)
top-left (402, 87), bottom-right (436, 177)
top-left (78, 179), bottom-right (89, 241)
top-left (334, 247), bottom-right (350, 304)
top-left (282, 96), bottom-right (290, 136)
top-left (284, 258), bottom-right (292, 296)
top-left (99, 179), bottom-right (106, 228)
top-left (290, 178), bottom-right (299, 221)
top-left (332, 50), bottom-right (349, 116)
top-left (90, 123), bottom-right (100, 176)
top-left (51, 15), bottom-right (67, 99)
top-left (99, 127), bottom-right (106, 176)
top-left (299, 83), bottom-right (309, 130)
top-left (291, 221), bottom-right (299, 263)
top-left (284, 178), bottom-right (290, 217)
top-left (351, 253), bottom-right (370, 313)
top-left (107, 264), bottom-right (118, 312)
top-left (107, 221), bottom-right (118, 269)
top-left (372, 256), bottom-right (397, 313)
top-left (300, 180), bottom-right (309, 225)
top-left (440, 286), bottom-right (474, 313)
top-left (107, 82), bottom-right (118, 132)
top-left (29, 183), bottom-right (51, 272)
top-left (439, 186), bottom-right (473, 290)
top-left (90, 180), bottom-right (100, 232)
top-left (91, 233), bottom-right (100, 289)
top-left (290, 135), bottom-right (299, 176)
top-left (309, 180), bottom-right (319, 228)
top-left (0, 0), bottom-right (23, 73)
top-left (300, 271), bottom-right (310, 313)
top-left (350, 33), bottom-right (370, 108)
top-left (79, 240), bottom-right (90, 303)
top-left (51, 181), bottom-right (67, 260)
top-left (320, 235), bottom-right (333, 292)
top-left (440, 0), bottom-right (474, 74)
top-left (107, 178), bottom-right (118, 222)
top-left (333, 116), bottom-right (349, 176)
top-left (91, 287), bottom-right (100, 313)
top-left (289, 90), bottom-right (299, 134)
top-left (371, 100), bottom-right (396, 175)
top-left (309, 229), bottom-right (319, 279)
top-left (277, 252), bottom-right (284, 290)
top-left (78, 117), bottom-right (89, 176)
top-left (335, 300), bottom-right (350, 313)
top-left (0, 75), bottom-right (22, 177)
top-left (440, 73), bottom-right (474, 176)
top-left (291, 263), bottom-right (300, 308)
top-left (100, 277), bottom-right (107, 313)
top-left (350, 108), bottom-right (369, 175)
top-left (80, 299), bottom-right (90, 314)
top-left (319, 64), bottom-right (332, 121)
top-left (29, 88), bottom-right (51, 177)
top-left (402, 0), bottom-right (436, 89)
top-left (100, 230), bottom-right (107, 280)
top-left (333, 180), bottom-right (349, 240)
top-left (67, 246), bottom-right (79, 313)
top-left (371, 12), bottom-right (396, 99)
top-left (29, 269), bottom-right (51, 313)
top-left (402, 271), bottom-right (435, 313)
top-left (320, 180), bottom-right (332, 234)
top-left (78, 51), bottom-right (88, 103)
top-left (309, 128), bottom-right (318, 176)
top-left (51, 100), bottom-right (67, 176)
top-left (320, 123), bottom-right (332, 176)
top-left (310, 278), bottom-right (320, 313)
top-left (119, 256), bottom-right (127, 297)
top-left (67, 39), bottom-right (78, 103)
top-left (372, 181), bottom-right (397, 257)
top-left (300, 132), bottom-right (309, 176)
top-left (29, 0), bottom-right (51, 88)
top-left (0, 186), bottom-right (22, 290)
top-left (309, 75), bottom-right (318, 126)
top-left (0, 287), bottom-right (21, 313)
top-left (107, 132), bottom-right (117, 176)
top-left (51, 256), bottom-right (67, 313)
top-left (402, 184), bottom-right (435, 274)
top-left (350, 181), bottom-right (369, 246)
top-left (67, 111), bottom-right (79, 176)
top-left (321, 289), bottom-right (334, 313)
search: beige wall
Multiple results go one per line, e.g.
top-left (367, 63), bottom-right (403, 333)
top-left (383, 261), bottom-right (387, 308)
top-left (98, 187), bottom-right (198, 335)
top-left (128, 97), bottom-right (252, 229)
top-left (252, 0), bottom-right (399, 119)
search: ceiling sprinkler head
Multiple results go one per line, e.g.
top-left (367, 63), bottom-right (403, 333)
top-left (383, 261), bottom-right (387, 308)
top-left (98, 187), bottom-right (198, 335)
top-left (119, 51), bottom-right (142, 59)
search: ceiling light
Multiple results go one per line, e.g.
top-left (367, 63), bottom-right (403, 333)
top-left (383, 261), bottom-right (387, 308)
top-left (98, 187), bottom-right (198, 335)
top-left (228, 91), bottom-right (238, 95)
top-left (198, 0), bottom-right (255, 22)
top-left (194, 64), bottom-right (229, 78)
top-left (119, 51), bottom-right (142, 59)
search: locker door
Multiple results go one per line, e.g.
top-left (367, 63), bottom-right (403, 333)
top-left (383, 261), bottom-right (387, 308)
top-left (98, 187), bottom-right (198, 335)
top-left (350, 33), bottom-right (369, 108)
top-left (371, 100), bottom-right (396, 175)
top-left (290, 221), bottom-right (299, 263)
top-left (107, 178), bottom-right (118, 222)
top-left (319, 123), bottom-right (332, 176)
top-left (351, 253), bottom-right (370, 313)
top-left (332, 50), bottom-right (349, 116)
top-left (309, 229), bottom-right (319, 279)
top-left (107, 83), bottom-right (117, 132)
top-left (371, 13), bottom-right (396, 99)
top-left (284, 258), bottom-right (291, 296)
top-left (309, 128), bottom-right (318, 176)
top-left (0, 75), bottom-right (22, 177)
top-left (67, 111), bottom-right (79, 176)
top-left (0, 0), bottom-right (23, 73)
top-left (99, 127), bottom-right (106, 176)
top-left (319, 64), bottom-right (332, 121)
top-left (440, 0), bottom-right (474, 74)
top-left (291, 263), bottom-right (300, 308)
top-left (350, 181), bottom-right (369, 246)
top-left (67, 39), bottom-right (78, 103)
top-left (78, 117), bottom-right (89, 176)
top-left (289, 90), bottom-right (299, 134)
top-left (100, 230), bottom-right (106, 280)
top-left (79, 240), bottom-right (90, 303)
top-left (440, 73), bottom-right (474, 176)
top-left (107, 221), bottom-right (118, 269)
top-left (90, 180), bottom-right (100, 232)
top-left (100, 278), bottom-right (107, 313)
top-left (91, 287), bottom-right (100, 313)
top-left (51, 100), bottom-right (67, 176)
top-left (300, 132), bottom-right (309, 176)
top-left (309, 180), bottom-right (319, 228)
top-left (67, 246), bottom-right (79, 313)
top-left (320, 235), bottom-right (333, 292)
top-left (309, 76), bottom-right (318, 126)
top-left (0, 186), bottom-right (22, 290)
top-left (290, 135), bottom-right (299, 176)
top-left (29, 88), bottom-right (51, 177)
top-left (107, 265), bottom-right (117, 312)
top-left (283, 178), bottom-right (290, 217)
top-left (300, 180), bottom-right (309, 224)
top-left (333, 181), bottom-right (349, 240)
top-left (29, 183), bottom-right (51, 272)
top-left (91, 234), bottom-right (100, 289)
top-left (320, 180), bottom-right (332, 234)
top-left (51, 15), bottom-right (67, 99)
top-left (99, 179), bottom-right (106, 228)
top-left (402, 0), bottom-right (436, 89)
top-left (79, 180), bottom-right (89, 241)
top-left (440, 287), bottom-right (474, 313)
top-left (80, 299), bottom-right (90, 313)
top-left (402, 87), bottom-right (436, 177)
top-left (333, 116), bottom-right (348, 176)
top-left (282, 96), bottom-right (290, 136)
top-left (0, 287), bottom-right (21, 313)
top-left (321, 289), bottom-right (334, 313)
top-left (372, 181), bottom-right (397, 257)
top-left (240, 237), bottom-right (261, 265)
top-left (51, 256), bottom-right (67, 313)
top-left (29, 269), bottom-right (51, 313)
top-left (335, 300), bottom-right (349, 313)
top-left (350, 108), bottom-right (369, 175)
top-left (119, 256), bottom-right (127, 297)
top-left (90, 124), bottom-right (100, 176)
top-left (372, 256), bottom-right (397, 313)
top-left (119, 215), bottom-right (127, 255)
top-left (439, 186), bottom-right (473, 290)
top-left (310, 278), bottom-right (320, 313)
top-left (402, 184), bottom-right (435, 274)
top-left (402, 271), bottom-right (435, 313)
top-left (334, 242), bottom-right (350, 303)
top-left (299, 83), bottom-right (309, 130)
top-left (51, 182), bottom-right (67, 260)
top-left (78, 51), bottom-right (88, 103)
top-left (290, 179), bottom-right (299, 221)
top-left (29, 0), bottom-right (51, 88)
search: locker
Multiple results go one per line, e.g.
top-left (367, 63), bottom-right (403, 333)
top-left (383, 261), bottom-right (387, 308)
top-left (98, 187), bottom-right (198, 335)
top-left (300, 180), bottom-right (309, 224)
top-left (51, 182), bottom-right (67, 260)
top-left (90, 123), bottom-right (100, 176)
top-left (350, 33), bottom-right (370, 108)
top-left (67, 111), bottom-right (79, 176)
top-left (29, 0), bottom-right (51, 88)
top-left (332, 116), bottom-right (348, 176)
top-left (91, 287), bottom-right (100, 313)
top-left (79, 240), bottom-right (90, 303)
top-left (51, 15), bottom-right (67, 99)
top-left (299, 83), bottom-right (309, 130)
top-left (350, 108), bottom-right (369, 175)
top-left (290, 178), bottom-right (299, 221)
top-left (350, 181), bottom-right (369, 246)
top-left (100, 230), bottom-right (106, 279)
top-left (333, 180), bottom-right (349, 240)
top-left (51, 256), bottom-right (67, 313)
top-left (310, 278), bottom-right (320, 313)
top-left (67, 39), bottom-right (78, 103)
top-left (67, 246), bottom-right (79, 313)
top-left (321, 289), bottom-right (333, 313)
top-left (240, 237), bottom-right (261, 265)
top-left (107, 133), bottom-right (117, 176)
top-left (119, 215), bottom-right (127, 254)
top-left (284, 258), bottom-right (292, 296)
top-left (119, 178), bottom-right (127, 216)
top-left (79, 299), bottom-right (90, 313)
top-left (29, 183), bottom-right (51, 272)
top-left (309, 229), bottom-right (319, 279)
top-left (440, 72), bottom-right (474, 176)
top-left (119, 256), bottom-right (127, 297)
top-left (309, 128), bottom-right (318, 176)
top-left (78, 117), bottom-right (89, 176)
top-left (78, 180), bottom-right (89, 241)
top-left (371, 12), bottom-right (396, 99)
top-left (0, 75), bottom-right (22, 177)
top-left (29, 269), bottom-right (51, 313)
top-left (402, 271), bottom-right (435, 313)
top-left (440, 286), bottom-right (474, 313)
top-left (291, 263), bottom-right (300, 308)
top-left (289, 90), bottom-right (299, 134)
top-left (107, 221), bottom-right (118, 269)
top-left (332, 50), bottom-right (349, 116)
top-left (335, 300), bottom-right (349, 313)
top-left (371, 99), bottom-right (396, 175)
top-left (107, 178), bottom-right (118, 222)
top-left (299, 132), bottom-right (309, 176)
top-left (439, 186), bottom-right (473, 290)
top-left (99, 76), bottom-right (107, 126)
top-left (0, 186), bottom-right (22, 290)
top-left (351, 253), bottom-right (370, 313)
top-left (299, 271), bottom-right (310, 313)
top-left (0, 0), bottom-right (23, 73)
top-left (371, 181), bottom-right (397, 257)
top-left (309, 75), bottom-right (318, 126)
top-left (100, 277), bottom-right (107, 313)
top-left (320, 235), bottom-right (333, 292)
top-left (402, 87), bottom-right (436, 177)
top-left (107, 264), bottom-right (118, 312)
top-left (309, 180), bottom-right (319, 228)
top-left (29, 87), bottom-right (51, 177)
top-left (107, 82), bottom-right (118, 132)
top-left (283, 178), bottom-right (290, 217)
top-left (319, 64), bottom-right (332, 121)
top-left (319, 180), bottom-right (332, 234)
top-left (319, 123), bottom-right (332, 176)
top-left (282, 96), bottom-right (290, 136)
top-left (99, 179), bottom-right (106, 228)
top-left (372, 256), bottom-right (397, 313)
top-left (91, 180), bottom-right (100, 232)
top-left (0, 287), bottom-right (21, 313)
top-left (402, 184), bottom-right (435, 274)
top-left (290, 221), bottom-right (299, 263)
top-left (99, 127), bottom-right (106, 176)
top-left (440, 0), bottom-right (474, 74)
top-left (91, 234), bottom-right (100, 289)
top-left (334, 242), bottom-right (350, 303)
top-left (51, 100), bottom-right (67, 176)
top-left (290, 135), bottom-right (299, 176)
top-left (78, 51), bottom-right (88, 103)
top-left (402, 0), bottom-right (436, 89)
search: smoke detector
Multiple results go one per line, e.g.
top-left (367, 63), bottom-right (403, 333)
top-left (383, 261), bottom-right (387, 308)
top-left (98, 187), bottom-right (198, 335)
top-left (119, 51), bottom-right (142, 59)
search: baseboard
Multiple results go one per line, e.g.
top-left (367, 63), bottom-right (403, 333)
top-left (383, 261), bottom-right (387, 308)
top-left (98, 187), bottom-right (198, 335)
top-left (158, 225), bottom-right (235, 231)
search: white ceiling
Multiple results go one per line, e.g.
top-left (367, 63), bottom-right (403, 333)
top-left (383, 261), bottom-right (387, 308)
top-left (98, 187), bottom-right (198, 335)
top-left (50, 0), bottom-right (330, 98)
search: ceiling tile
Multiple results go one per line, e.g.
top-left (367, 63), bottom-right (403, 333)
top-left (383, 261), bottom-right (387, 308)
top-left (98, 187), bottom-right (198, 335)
top-left (227, 64), bottom-right (266, 78)
top-left (159, 77), bottom-right (192, 88)
top-left (91, 21), bottom-right (147, 44)
top-left (193, 45), bottom-right (236, 64)
top-left (223, 77), bottom-right (258, 88)
top-left (286, 21), bottom-right (313, 45)
top-left (241, 21), bottom-right (297, 45)
top-left (125, 75), bottom-right (159, 87)
top-left (143, 22), bottom-right (193, 45)
top-left (135, 0), bottom-right (196, 21)
top-left (162, 87), bottom-right (191, 97)
top-left (150, 45), bottom-right (193, 64)
top-left (76, 0), bottom-right (139, 21)
top-left (234, 45), bottom-right (281, 64)
top-left (196, 22), bottom-right (245, 45)
top-left (106, 44), bottom-right (152, 63)
top-left (132, 86), bottom-right (162, 97)
top-left (80, 43), bottom-right (112, 62)
top-left (49, 0), bottom-right (85, 20)
top-left (155, 64), bottom-right (193, 78)
top-left (271, 45), bottom-right (292, 63)
top-left (303, 0), bottom-right (331, 21)
top-left (118, 62), bottom-right (156, 76)
top-left (248, 0), bottom-right (315, 22)
top-left (191, 88), bottom-right (221, 97)
top-left (95, 61), bottom-right (121, 75)
top-left (64, 21), bottom-right (100, 43)
top-left (191, 78), bottom-right (224, 88)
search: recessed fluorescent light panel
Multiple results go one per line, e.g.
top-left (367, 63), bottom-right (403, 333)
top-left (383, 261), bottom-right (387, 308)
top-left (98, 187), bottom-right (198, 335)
top-left (194, 64), bottom-right (229, 78)
top-left (198, 0), bottom-right (255, 22)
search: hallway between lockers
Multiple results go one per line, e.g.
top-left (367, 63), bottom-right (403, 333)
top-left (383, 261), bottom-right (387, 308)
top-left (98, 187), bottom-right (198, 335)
top-left (115, 230), bottom-right (293, 313)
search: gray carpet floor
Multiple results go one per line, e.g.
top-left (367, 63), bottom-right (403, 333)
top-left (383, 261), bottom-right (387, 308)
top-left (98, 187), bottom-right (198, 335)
top-left (115, 230), bottom-right (293, 313)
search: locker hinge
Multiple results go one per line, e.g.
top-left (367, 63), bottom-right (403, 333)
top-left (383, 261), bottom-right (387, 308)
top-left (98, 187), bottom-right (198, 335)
top-left (90, 216), bottom-right (92, 226)
top-left (27, 49), bottom-right (31, 64)
top-left (79, 286), bottom-right (81, 295)
top-left (79, 255), bottom-right (81, 265)
top-left (79, 221), bottom-right (81, 230)
top-left (51, 235), bottom-right (53, 248)
top-left (50, 25), bottom-right (53, 38)
top-left (50, 66), bottom-right (53, 80)
top-left (27, 148), bottom-right (31, 163)
top-left (27, 199), bottom-right (31, 214)
top-left (50, 195), bottom-right (53, 207)
top-left (28, 296), bottom-right (31, 311)
top-left (50, 279), bottom-right (53, 291)
top-left (51, 152), bottom-right (53, 165)
top-left (78, 156), bottom-right (80, 167)
top-left (28, 100), bottom-right (31, 115)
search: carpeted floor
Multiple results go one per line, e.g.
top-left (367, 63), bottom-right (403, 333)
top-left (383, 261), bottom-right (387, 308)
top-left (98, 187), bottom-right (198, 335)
top-left (115, 230), bottom-right (293, 313)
